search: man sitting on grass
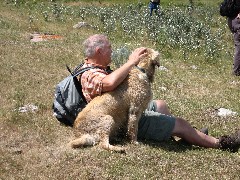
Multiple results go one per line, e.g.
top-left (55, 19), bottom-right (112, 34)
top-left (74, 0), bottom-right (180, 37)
top-left (78, 34), bottom-right (240, 152)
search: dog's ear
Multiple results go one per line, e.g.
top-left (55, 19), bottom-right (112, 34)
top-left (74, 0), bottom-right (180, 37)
top-left (151, 50), bottom-right (159, 60)
top-left (149, 49), bottom-right (160, 67)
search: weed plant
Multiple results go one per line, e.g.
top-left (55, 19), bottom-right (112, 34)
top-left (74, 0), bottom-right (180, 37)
top-left (16, 0), bottom-right (230, 61)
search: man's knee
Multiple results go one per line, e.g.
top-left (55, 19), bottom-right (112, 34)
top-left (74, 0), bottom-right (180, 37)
top-left (172, 117), bottom-right (188, 136)
top-left (155, 100), bottom-right (171, 115)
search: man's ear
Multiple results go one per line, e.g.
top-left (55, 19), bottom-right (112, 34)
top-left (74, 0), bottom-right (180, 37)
top-left (96, 47), bottom-right (102, 55)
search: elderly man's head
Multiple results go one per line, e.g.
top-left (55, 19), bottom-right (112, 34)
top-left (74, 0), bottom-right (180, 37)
top-left (83, 34), bottom-right (112, 66)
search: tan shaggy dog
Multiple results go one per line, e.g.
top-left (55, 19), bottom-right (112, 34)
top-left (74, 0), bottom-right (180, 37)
top-left (69, 48), bottom-right (160, 153)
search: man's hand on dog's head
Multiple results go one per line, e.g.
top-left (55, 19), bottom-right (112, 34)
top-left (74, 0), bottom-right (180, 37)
top-left (128, 47), bottom-right (147, 66)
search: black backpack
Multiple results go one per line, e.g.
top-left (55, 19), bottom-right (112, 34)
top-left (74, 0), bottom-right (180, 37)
top-left (220, 0), bottom-right (238, 17)
top-left (52, 64), bottom-right (95, 126)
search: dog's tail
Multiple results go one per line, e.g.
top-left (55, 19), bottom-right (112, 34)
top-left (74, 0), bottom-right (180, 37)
top-left (69, 134), bottom-right (96, 148)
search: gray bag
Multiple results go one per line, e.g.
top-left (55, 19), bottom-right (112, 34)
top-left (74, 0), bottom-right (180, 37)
top-left (52, 64), bottom-right (95, 126)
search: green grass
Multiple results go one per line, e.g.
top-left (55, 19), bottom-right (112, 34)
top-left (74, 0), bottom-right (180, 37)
top-left (0, 0), bottom-right (240, 179)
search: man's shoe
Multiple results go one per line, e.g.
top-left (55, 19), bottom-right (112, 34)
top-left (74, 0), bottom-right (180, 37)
top-left (219, 129), bottom-right (240, 152)
top-left (200, 127), bottom-right (208, 135)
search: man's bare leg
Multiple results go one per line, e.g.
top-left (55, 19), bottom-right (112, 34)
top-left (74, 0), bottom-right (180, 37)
top-left (172, 117), bottom-right (219, 148)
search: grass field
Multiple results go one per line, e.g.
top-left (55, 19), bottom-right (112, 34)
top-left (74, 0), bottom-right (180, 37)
top-left (0, 0), bottom-right (239, 179)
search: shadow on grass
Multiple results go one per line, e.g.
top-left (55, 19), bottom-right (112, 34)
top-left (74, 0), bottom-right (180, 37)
top-left (110, 135), bottom-right (203, 153)
top-left (139, 137), bottom-right (204, 152)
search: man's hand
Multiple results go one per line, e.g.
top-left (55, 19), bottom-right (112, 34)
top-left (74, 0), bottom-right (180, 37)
top-left (128, 47), bottom-right (147, 66)
top-left (102, 47), bottom-right (147, 92)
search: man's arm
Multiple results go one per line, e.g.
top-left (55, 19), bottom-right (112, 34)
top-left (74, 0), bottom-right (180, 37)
top-left (102, 47), bottom-right (147, 92)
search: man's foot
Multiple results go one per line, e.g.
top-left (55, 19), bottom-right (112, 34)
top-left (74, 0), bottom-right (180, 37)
top-left (219, 129), bottom-right (240, 152)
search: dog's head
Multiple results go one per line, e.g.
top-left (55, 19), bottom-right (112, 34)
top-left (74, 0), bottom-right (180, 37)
top-left (137, 48), bottom-right (160, 83)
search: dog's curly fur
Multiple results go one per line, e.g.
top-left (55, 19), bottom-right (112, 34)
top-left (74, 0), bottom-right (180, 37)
top-left (69, 48), bottom-right (160, 153)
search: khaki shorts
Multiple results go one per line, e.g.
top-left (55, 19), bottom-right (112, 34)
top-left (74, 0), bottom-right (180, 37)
top-left (138, 101), bottom-right (176, 141)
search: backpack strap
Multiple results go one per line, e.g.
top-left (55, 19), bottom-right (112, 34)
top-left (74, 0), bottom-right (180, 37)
top-left (66, 63), bottom-right (84, 76)
top-left (66, 63), bottom-right (113, 104)
top-left (66, 63), bottom-right (113, 76)
top-left (65, 64), bottom-right (98, 104)
top-left (73, 66), bottom-right (96, 77)
top-left (66, 63), bottom-right (100, 77)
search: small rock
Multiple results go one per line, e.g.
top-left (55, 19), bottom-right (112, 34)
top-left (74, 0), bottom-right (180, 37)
top-left (159, 66), bottom-right (168, 71)
top-left (17, 104), bottom-right (38, 113)
top-left (73, 22), bottom-right (91, 28)
top-left (216, 108), bottom-right (238, 117)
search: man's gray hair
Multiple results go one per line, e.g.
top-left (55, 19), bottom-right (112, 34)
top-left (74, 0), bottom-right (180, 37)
top-left (83, 34), bottom-right (108, 58)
